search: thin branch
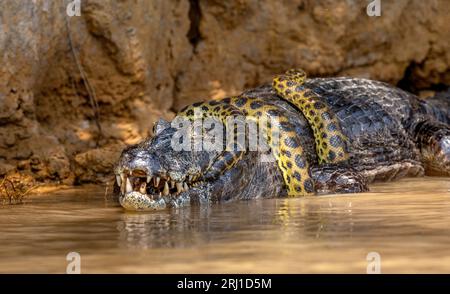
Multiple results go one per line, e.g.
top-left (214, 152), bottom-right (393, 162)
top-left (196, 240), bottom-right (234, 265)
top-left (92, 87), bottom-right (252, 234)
top-left (65, 15), bottom-right (103, 144)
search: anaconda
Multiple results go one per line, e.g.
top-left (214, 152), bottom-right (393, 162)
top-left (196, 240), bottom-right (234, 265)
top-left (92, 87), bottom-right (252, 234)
top-left (114, 70), bottom-right (450, 210)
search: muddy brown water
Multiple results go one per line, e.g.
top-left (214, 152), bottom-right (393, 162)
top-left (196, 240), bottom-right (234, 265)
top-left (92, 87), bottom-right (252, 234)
top-left (0, 177), bottom-right (449, 273)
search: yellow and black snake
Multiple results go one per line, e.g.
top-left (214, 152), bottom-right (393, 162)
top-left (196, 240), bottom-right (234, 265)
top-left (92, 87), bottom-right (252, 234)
top-left (177, 69), bottom-right (350, 196)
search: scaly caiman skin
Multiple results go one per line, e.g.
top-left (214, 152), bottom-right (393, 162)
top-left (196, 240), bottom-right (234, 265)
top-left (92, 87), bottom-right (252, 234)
top-left (114, 70), bottom-right (450, 211)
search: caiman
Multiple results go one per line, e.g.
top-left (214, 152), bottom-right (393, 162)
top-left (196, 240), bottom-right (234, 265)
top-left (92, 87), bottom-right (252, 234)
top-left (114, 69), bottom-right (450, 211)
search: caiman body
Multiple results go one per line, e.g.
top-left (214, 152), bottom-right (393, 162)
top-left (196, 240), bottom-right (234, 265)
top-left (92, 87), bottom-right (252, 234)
top-left (115, 72), bottom-right (450, 211)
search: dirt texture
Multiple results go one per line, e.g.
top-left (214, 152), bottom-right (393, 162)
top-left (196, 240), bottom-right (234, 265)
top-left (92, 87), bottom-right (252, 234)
top-left (0, 0), bottom-right (449, 185)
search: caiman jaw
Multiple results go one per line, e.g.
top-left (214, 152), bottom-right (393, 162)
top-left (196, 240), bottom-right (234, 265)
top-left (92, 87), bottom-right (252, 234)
top-left (115, 169), bottom-right (196, 211)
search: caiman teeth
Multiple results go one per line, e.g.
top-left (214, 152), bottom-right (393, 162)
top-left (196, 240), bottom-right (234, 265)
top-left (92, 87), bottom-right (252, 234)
top-left (163, 182), bottom-right (170, 196)
top-left (176, 182), bottom-right (183, 193)
top-left (139, 182), bottom-right (147, 194)
top-left (126, 178), bottom-right (133, 193)
top-left (120, 172), bottom-right (126, 194)
top-left (118, 169), bottom-right (196, 197)
top-left (120, 173), bottom-right (126, 192)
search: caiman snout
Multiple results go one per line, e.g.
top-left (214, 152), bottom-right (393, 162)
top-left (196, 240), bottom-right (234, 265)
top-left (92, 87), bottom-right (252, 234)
top-left (115, 154), bottom-right (198, 210)
top-left (115, 167), bottom-right (197, 210)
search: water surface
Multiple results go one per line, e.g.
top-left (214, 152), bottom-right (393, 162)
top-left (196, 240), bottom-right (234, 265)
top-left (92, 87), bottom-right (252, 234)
top-left (1, 177), bottom-right (449, 273)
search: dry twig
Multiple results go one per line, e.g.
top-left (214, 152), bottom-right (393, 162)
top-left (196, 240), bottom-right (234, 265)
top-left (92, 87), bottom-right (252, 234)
top-left (0, 175), bottom-right (39, 204)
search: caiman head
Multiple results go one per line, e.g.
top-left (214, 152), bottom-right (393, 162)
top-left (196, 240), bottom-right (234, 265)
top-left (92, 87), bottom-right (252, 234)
top-left (114, 118), bottom-right (285, 211)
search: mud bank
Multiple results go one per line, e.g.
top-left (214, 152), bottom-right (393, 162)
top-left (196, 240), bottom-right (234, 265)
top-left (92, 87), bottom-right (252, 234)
top-left (0, 0), bottom-right (449, 186)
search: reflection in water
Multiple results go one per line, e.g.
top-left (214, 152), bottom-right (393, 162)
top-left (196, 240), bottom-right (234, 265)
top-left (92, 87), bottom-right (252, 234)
top-left (116, 198), bottom-right (357, 249)
top-left (0, 177), bottom-right (449, 273)
top-left (118, 208), bottom-right (204, 249)
top-left (274, 198), bottom-right (355, 239)
top-left (117, 201), bottom-right (272, 249)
